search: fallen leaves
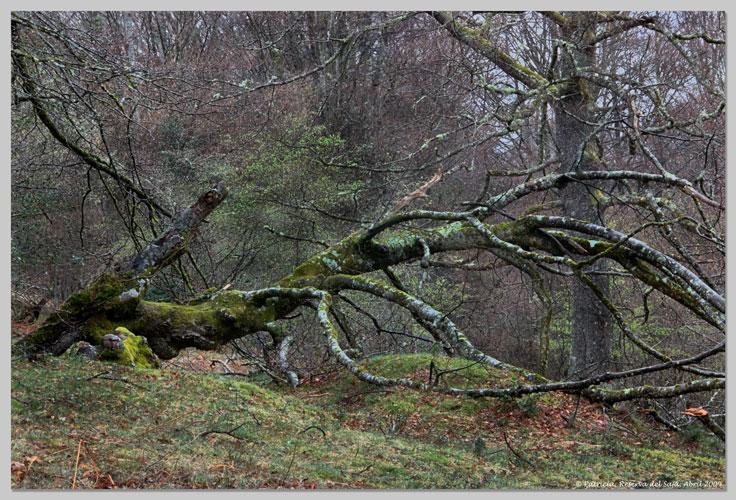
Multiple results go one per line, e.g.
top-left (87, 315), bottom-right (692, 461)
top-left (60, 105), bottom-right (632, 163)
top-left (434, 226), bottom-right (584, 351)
top-left (209, 462), bottom-right (237, 473)
top-left (11, 462), bottom-right (25, 482)
top-left (11, 455), bottom-right (40, 484)
top-left (11, 320), bottom-right (38, 337)
top-left (95, 473), bottom-right (117, 489)
top-left (259, 478), bottom-right (320, 489)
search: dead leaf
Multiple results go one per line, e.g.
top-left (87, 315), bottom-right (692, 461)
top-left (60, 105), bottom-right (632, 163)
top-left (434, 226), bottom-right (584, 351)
top-left (683, 407), bottom-right (709, 418)
top-left (95, 473), bottom-right (116, 489)
top-left (11, 461), bottom-right (26, 482)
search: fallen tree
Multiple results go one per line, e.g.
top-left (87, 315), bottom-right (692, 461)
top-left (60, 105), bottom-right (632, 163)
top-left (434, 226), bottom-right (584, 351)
top-left (14, 170), bottom-right (725, 404)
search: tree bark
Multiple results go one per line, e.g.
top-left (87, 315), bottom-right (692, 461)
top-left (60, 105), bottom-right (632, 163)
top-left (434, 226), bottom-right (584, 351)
top-left (15, 187), bottom-right (718, 362)
top-left (11, 12), bottom-right (724, 406)
top-left (554, 13), bottom-right (612, 378)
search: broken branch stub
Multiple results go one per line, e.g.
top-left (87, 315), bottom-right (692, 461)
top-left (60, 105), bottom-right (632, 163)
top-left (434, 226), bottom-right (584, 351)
top-left (118, 182), bottom-right (229, 277)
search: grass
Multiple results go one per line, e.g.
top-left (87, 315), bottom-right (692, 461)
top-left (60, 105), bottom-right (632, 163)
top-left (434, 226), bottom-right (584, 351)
top-left (11, 353), bottom-right (725, 489)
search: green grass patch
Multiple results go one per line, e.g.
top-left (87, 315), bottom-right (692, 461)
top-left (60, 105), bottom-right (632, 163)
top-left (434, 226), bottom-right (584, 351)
top-left (11, 354), bottom-right (725, 489)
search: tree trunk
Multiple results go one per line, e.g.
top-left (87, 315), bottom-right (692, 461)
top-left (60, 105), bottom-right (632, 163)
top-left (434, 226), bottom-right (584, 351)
top-left (554, 13), bottom-right (612, 378)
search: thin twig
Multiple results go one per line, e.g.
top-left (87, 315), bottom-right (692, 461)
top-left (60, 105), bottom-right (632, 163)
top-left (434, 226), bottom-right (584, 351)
top-left (566, 393), bottom-right (582, 428)
top-left (86, 373), bottom-right (149, 391)
top-left (502, 431), bottom-right (533, 467)
top-left (198, 423), bottom-right (246, 440)
top-left (71, 439), bottom-right (83, 489)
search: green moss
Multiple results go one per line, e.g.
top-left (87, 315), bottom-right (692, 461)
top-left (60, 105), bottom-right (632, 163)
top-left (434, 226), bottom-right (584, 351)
top-left (17, 275), bottom-right (124, 350)
top-left (62, 273), bottom-right (131, 315)
top-left (14, 319), bottom-right (66, 354)
top-left (456, 24), bottom-right (548, 88)
top-left (278, 220), bottom-right (493, 290)
top-left (83, 314), bottom-right (115, 343)
top-left (128, 292), bottom-right (279, 348)
top-left (312, 353), bottom-right (525, 405)
top-left (279, 232), bottom-right (365, 288)
top-left (95, 326), bottom-right (160, 368)
top-left (116, 327), bottom-right (160, 368)
top-left (13, 273), bottom-right (144, 357)
top-left (490, 219), bottom-right (539, 243)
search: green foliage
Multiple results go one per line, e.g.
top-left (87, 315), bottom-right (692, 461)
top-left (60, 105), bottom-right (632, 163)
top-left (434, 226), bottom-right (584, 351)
top-left (600, 432), bottom-right (635, 457)
top-left (231, 123), bottom-right (362, 217)
top-left (144, 287), bottom-right (173, 302)
top-left (198, 120), bottom-right (368, 286)
top-left (157, 115), bottom-right (199, 179)
top-left (394, 269), bottom-right (465, 314)
top-left (679, 422), bottom-right (724, 453)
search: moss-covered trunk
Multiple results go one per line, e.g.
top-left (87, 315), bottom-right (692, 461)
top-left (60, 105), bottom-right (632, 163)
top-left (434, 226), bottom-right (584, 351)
top-left (15, 201), bottom-right (718, 370)
top-left (13, 182), bottom-right (230, 363)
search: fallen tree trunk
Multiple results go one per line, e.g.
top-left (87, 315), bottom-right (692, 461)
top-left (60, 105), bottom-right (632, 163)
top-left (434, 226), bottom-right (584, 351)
top-left (13, 182), bottom-right (228, 361)
top-left (14, 179), bottom-right (725, 403)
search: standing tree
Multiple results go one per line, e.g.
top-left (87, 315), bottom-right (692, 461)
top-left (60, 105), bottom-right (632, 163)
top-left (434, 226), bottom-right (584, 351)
top-left (430, 11), bottom-right (724, 378)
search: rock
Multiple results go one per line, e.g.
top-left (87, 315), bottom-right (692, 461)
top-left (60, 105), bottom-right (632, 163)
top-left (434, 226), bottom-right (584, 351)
top-left (75, 341), bottom-right (98, 360)
top-left (118, 288), bottom-right (140, 302)
top-left (101, 333), bottom-right (124, 351)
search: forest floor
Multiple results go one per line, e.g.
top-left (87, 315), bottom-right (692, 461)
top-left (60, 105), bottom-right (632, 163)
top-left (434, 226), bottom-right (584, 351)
top-left (11, 347), bottom-right (725, 490)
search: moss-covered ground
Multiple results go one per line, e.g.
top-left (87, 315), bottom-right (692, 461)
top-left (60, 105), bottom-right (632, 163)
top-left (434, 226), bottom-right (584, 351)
top-left (11, 353), bottom-right (725, 489)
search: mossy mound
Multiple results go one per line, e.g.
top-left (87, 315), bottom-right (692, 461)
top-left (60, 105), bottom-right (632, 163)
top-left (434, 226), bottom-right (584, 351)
top-left (114, 327), bottom-right (160, 368)
top-left (74, 326), bottom-right (160, 368)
